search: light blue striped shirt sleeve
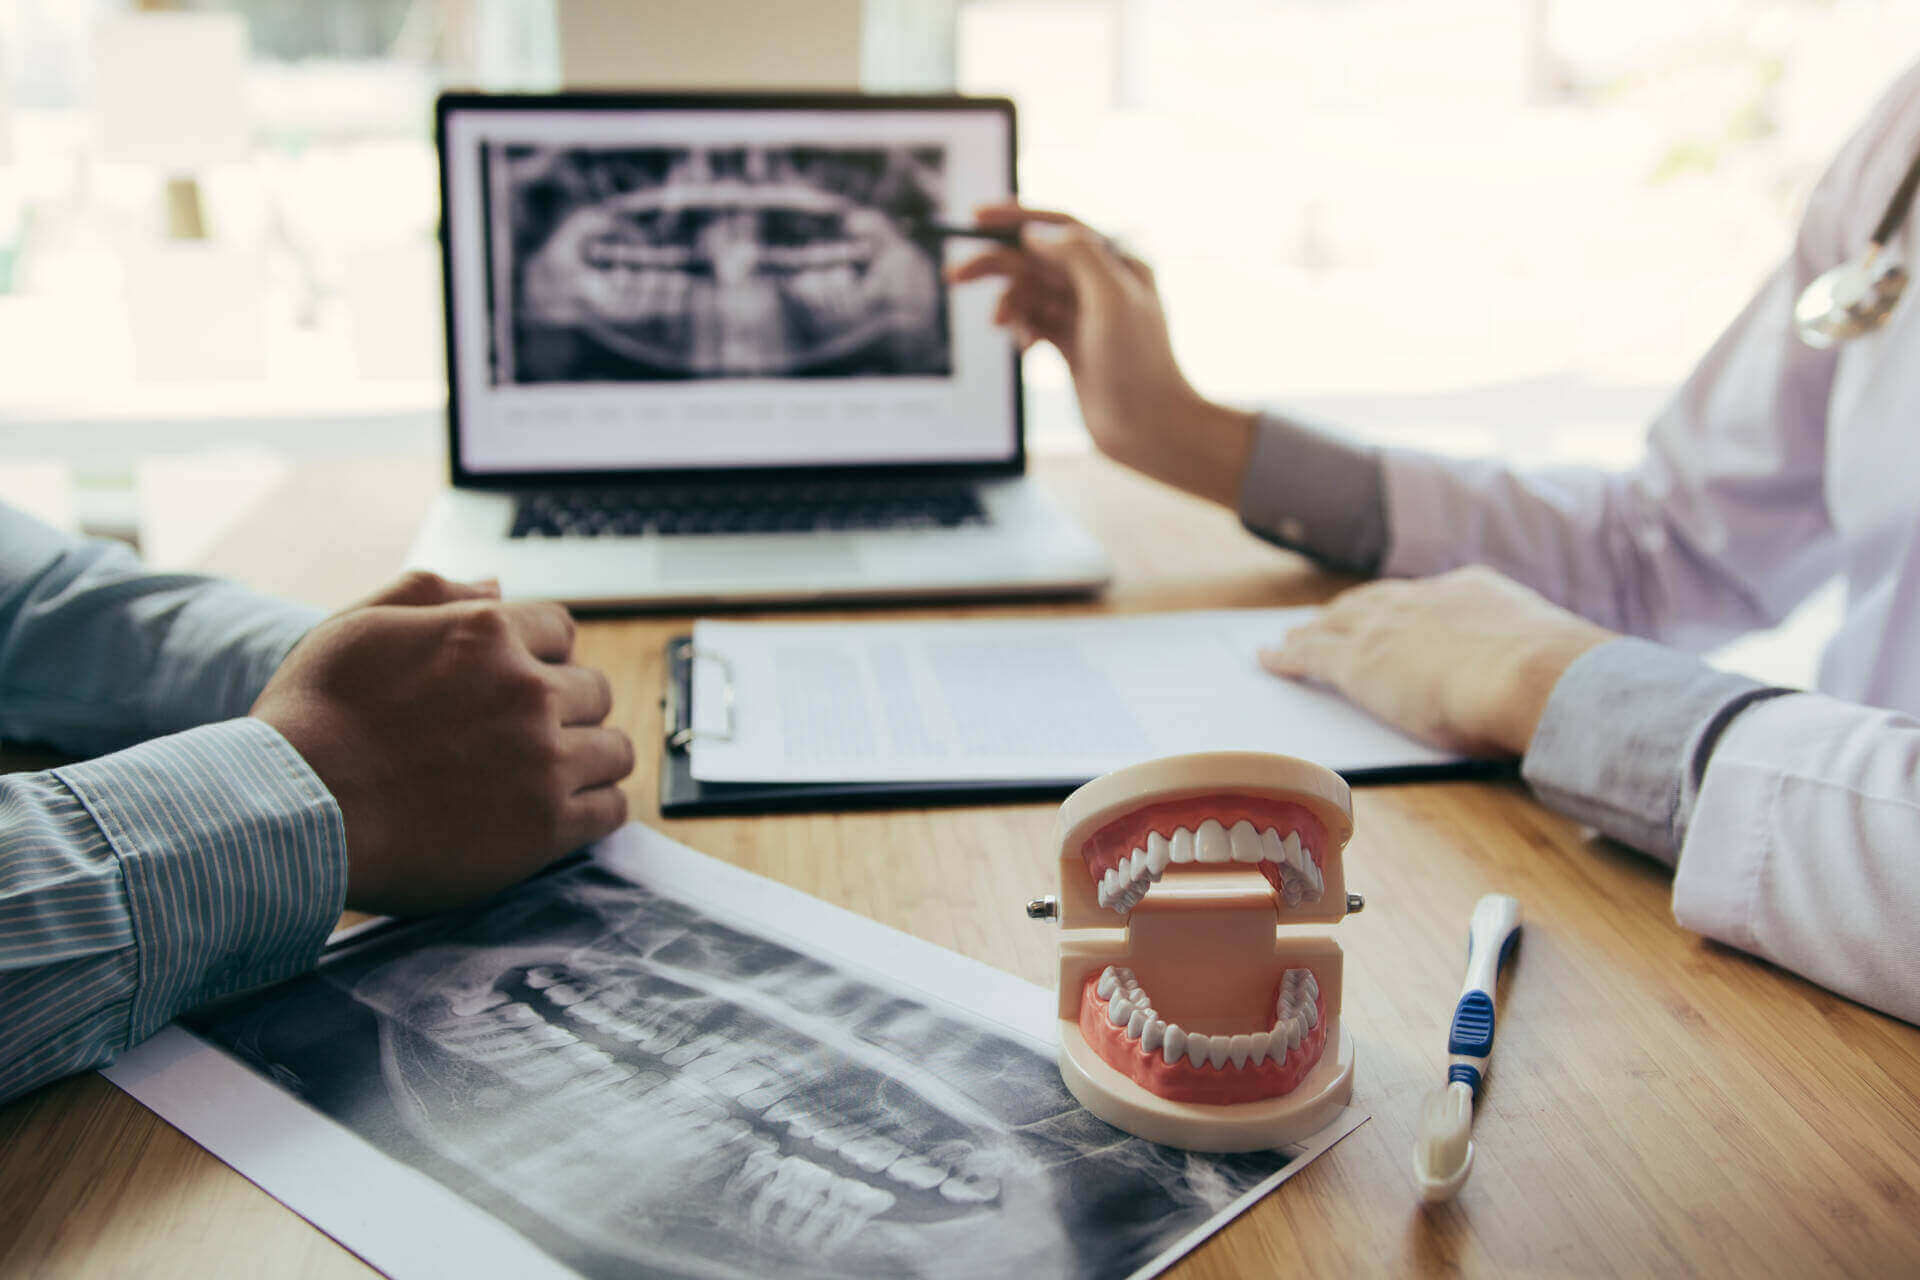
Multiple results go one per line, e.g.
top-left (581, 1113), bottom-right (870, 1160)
top-left (0, 721), bottom-right (348, 1101)
top-left (0, 505), bottom-right (348, 1102)
top-left (1, 503), bottom-right (320, 755)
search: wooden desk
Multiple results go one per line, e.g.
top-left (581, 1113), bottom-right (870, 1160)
top-left (3, 453), bottom-right (1917, 1276)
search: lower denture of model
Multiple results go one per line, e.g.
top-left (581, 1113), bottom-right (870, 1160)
top-left (1078, 965), bottom-right (1325, 1105)
top-left (1078, 797), bottom-right (1330, 913)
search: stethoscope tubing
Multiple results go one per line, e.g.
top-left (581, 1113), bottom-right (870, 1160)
top-left (1870, 146), bottom-right (1920, 250)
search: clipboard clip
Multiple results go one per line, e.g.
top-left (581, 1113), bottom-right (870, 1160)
top-left (664, 639), bottom-right (736, 749)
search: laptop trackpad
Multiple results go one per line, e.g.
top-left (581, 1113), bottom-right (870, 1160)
top-left (660, 537), bottom-right (863, 581)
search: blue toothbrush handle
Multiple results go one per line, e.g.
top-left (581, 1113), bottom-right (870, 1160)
top-left (1447, 893), bottom-right (1522, 1097)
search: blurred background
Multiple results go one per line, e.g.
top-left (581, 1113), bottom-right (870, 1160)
top-left (0, 0), bottom-right (1912, 629)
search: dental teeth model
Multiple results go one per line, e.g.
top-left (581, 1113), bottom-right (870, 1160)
top-left (1039, 751), bottom-right (1360, 1151)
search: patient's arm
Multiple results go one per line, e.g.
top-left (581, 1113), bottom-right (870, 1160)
top-left (0, 720), bottom-right (349, 1103)
top-left (0, 504), bottom-right (319, 755)
top-left (0, 564), bottom-right (636, 1104)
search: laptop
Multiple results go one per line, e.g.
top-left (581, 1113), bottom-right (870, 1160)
top-left (406, 91), bottom-right (1112, 608)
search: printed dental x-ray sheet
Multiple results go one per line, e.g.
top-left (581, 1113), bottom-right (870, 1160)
top-left (104, 824), bottom-right (1364, 1280)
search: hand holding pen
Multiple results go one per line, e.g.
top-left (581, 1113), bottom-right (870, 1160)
top-left (941, 203), bottom-right (1257, 506)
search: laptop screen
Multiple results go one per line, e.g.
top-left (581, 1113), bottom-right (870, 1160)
top-left (438, 94), bottom-right (1021, 482)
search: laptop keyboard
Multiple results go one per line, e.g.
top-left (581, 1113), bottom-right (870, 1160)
top-left (509, 481), bottom-right (990, 539)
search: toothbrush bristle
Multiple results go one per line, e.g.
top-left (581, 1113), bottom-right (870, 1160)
top-left (1415, 1080), bottom-right (1474, 1178)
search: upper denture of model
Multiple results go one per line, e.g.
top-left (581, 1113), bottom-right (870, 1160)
top-left (1078, 795), bottom-right (1330, 914)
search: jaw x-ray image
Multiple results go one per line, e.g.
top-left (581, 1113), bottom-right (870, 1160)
top-left (491, 142), bottom-right (952, 384)
top-left (187, 862), bottom-right (1295, 1280)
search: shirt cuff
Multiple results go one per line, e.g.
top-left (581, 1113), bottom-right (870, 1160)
top-left (52, 717), bottom-right (348, 1040)
top-left (1520, 637), bottom-right (1788, 864)
top-left (1236, 412), bottom-right (1388, 575)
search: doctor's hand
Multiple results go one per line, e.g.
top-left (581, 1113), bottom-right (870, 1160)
top-left (946, 203), bottom-right (1255, 506)
top-left (1259, 566), bottom-right (1615, 757)
top-left (251, 571), bottom-right (634, 915)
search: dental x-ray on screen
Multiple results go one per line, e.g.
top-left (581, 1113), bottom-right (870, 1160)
top-left (493, 142), bottom-right (952, 384)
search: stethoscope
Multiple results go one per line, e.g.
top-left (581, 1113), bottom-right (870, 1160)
top-left (1794, 147), bottom-right (1920, 348)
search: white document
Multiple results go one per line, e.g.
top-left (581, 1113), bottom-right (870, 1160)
top-left (691, 607), bottom-right (1462, 782)
top-left (104, 824), bottom-right (1366, 1280)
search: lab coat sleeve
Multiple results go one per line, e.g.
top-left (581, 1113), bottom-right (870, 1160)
top-left (1236, 412), bottom-right (1389, 575)
top-left (1375, 62), bottom-right (1920, 653)
top-left (0, 503), bottom-right (322, 755)
top-left (1670, 693), bottom-right (1920, 1025)
top-left (1524, 639), bottom-right (1920, 1025)
top-left (1521, 638), bottom-right (1787, 863)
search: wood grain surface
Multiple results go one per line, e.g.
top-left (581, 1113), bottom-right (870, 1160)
top-left (2, 452), bottom-right (1916, 1277)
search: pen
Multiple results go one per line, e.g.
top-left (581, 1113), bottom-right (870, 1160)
top-left (909, 222), bottom-right (1025, 247)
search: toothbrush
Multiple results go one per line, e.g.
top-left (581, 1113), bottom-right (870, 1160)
top-left (1413, 892), bottom-right (1522, 1203)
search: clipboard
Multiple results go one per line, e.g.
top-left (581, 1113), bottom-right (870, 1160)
top-left (658, 635), bottom-right (1083, 815)
top-left (656, 635), bottom-right (1516, 817)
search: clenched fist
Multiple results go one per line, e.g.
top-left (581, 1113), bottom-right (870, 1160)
top-left (251, 572), bottom-right (634, 914)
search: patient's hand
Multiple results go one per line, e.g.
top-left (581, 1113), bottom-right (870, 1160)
top-left (251, 572), bottom-right (634, 914)
top-left (946, 203), bottom-right (1254, 507)
top-left (1259, 566), bottom-right (1615, 757)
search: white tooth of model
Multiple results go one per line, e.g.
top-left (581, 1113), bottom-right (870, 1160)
top-left (1146, 832), bottom-right (1172, 876)
top-left (1195, 819), bottom-right (1231, 863)
top-left (1230, 820), bottom-right (1264, 863)
top-left (1182, 1034), bottom-right (1214, 1070)
top-left (1228, 1035), bottom-right (1254, 1068)
top-left (1170, 827), bottom-right (1195, 863)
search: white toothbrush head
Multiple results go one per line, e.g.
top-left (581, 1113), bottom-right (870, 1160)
top-left (1412, 1079), bottom-right (1475, 1203)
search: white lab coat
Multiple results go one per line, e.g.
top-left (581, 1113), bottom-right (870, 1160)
top-left (1378, 63), bottom-right (1920, 1025)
